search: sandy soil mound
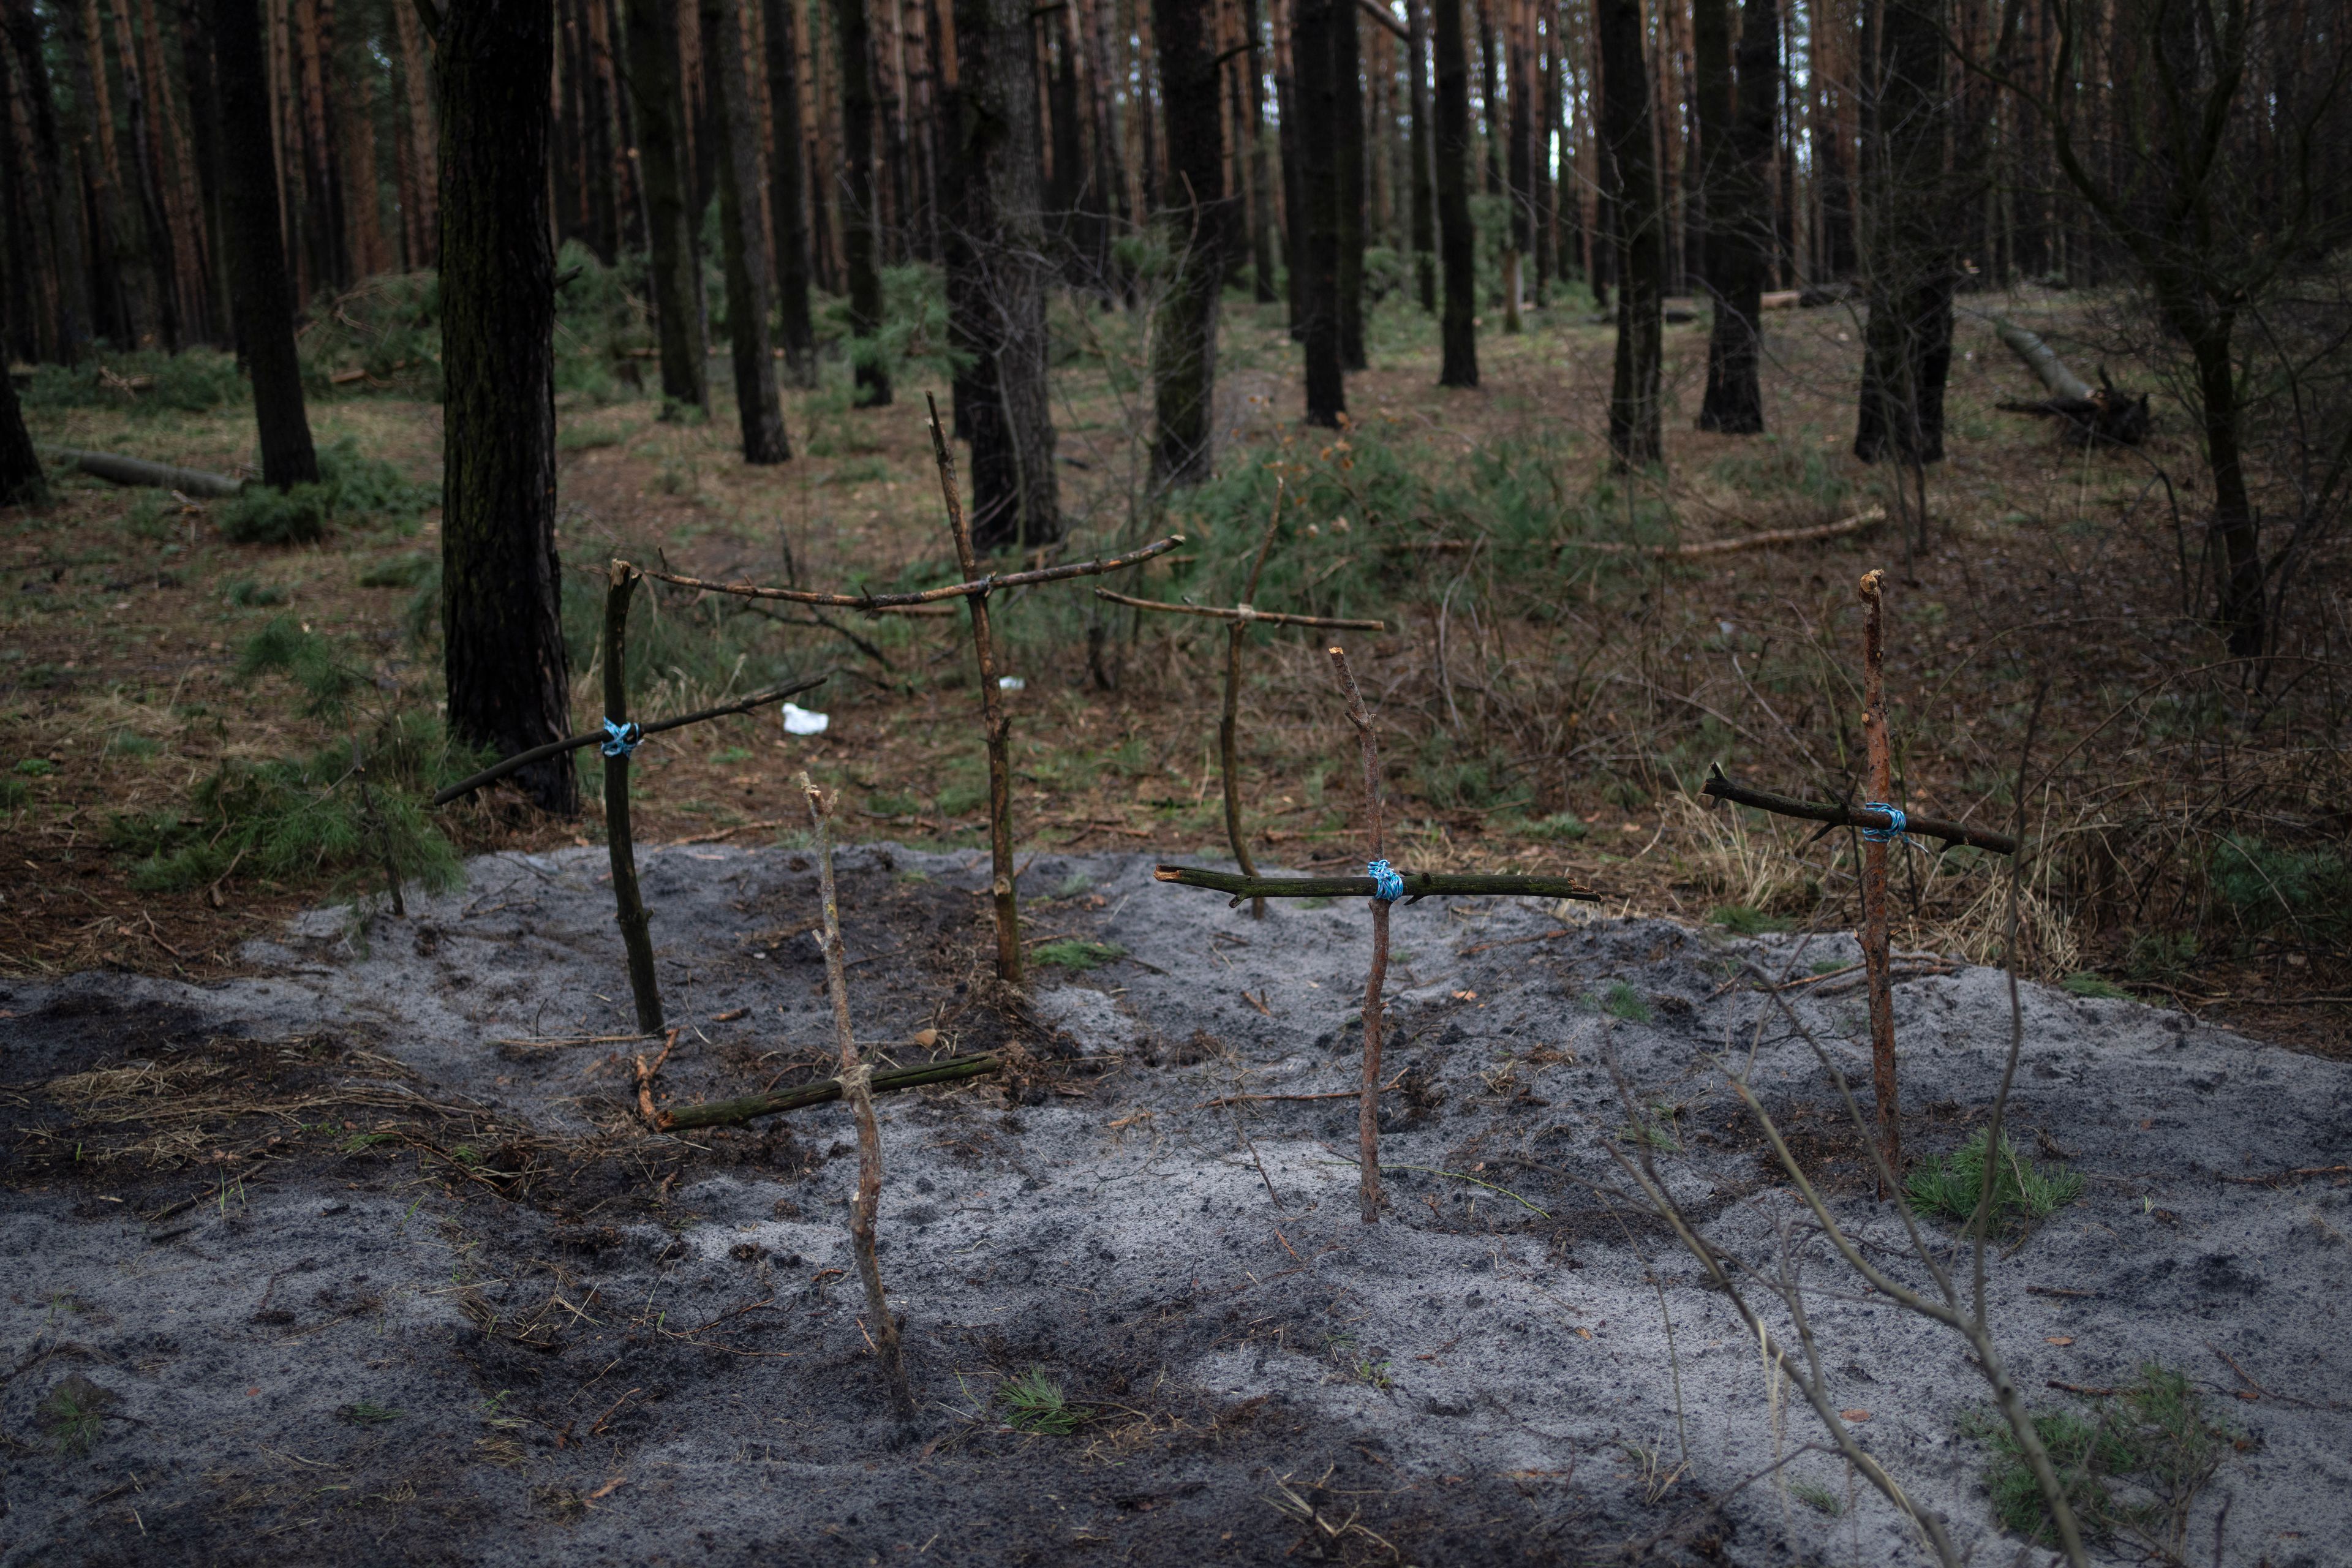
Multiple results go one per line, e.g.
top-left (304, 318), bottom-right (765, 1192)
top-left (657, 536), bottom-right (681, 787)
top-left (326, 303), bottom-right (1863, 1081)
top-left (3, 844), bottom-right (2346, 1566)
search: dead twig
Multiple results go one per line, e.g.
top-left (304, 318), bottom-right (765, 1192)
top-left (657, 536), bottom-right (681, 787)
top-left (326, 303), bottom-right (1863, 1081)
top-left (622, 536), bottom-right (1183, 609)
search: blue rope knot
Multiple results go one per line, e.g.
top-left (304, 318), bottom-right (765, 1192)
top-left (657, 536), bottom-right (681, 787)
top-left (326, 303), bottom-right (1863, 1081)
top-left (601, 718), bottom-right (644, 758)
top-left (1859, 802), bottom-right (1907, 844)
top-left (1366, 859), bottom-right (1405, 902)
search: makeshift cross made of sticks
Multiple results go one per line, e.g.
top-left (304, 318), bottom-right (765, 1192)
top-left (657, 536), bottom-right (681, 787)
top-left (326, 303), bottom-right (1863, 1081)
top-left (1155, 644), bottom-right (1604, 1226)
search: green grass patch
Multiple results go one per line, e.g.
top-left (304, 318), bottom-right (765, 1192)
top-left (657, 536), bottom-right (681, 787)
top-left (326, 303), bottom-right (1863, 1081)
top-left (999, 1366), bottom-right (1085, 1435)
top-left (17, 757), bottom-right (56, 777)
top-left (2062, 971), bottom-right (2127, 1000)
top-left (1904, 1129), bottom-right (2084, 1233)
top-left (217, 438), bottom-right (437, 546)
top-left (1709, 903), bottom-right (1788, 936)
top-left (1525, 811), bottom-right (1589, 841)
top-left (358, 554), bottom-right (435, 589)
top-left (1600, 981), bottom-right (1654, 1023)
top-left (36, 1373), bottom-right (118, 1457)
top-left (1031, 939), bottom-right (1126, 971)
top-left (226, 578), bottom-right (290, 607)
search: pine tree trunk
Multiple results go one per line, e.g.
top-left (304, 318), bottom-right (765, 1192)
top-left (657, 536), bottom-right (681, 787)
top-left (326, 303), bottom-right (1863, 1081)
top-left (1431, 0), bottom-right (1473, 385)
top-left (1697, 0), bottom-right (1773, 434)
top-left (176, 0), bottom-right (232, 339)
top-left (1852, 0), bottom-right (1951, 466)
top-left (1243, 0), bottom-right (1277, 303)
top-left (762, 0), bottom-right (816, 381)
top-left (1502, 0), bottom-right (1528, 330)
top-left (108, 0), bottom-right (182, 348)
top-left (1293, 0), bottom-right (1343, 421)
top-left (1273, 0), bottom-right (1304, 333)
top-left (394, 0), bottom-right (438, 265)
top-left (1150, 0), bottom-right (1228, 486)
top-left (949, 0), bottom-right (1059, 546)
top-left (213, 0), bottom-right (317, 486)
top-left (623, 0), bottom-right (709, 411)
top-left (1596, 0), bottom-right (1660, 467)
top-left (707, 0), bottom-right (790, 462)
top-left (1474, 0), bottom-right (1496, 192)
top-left (0, 356), bottom-right (49, 506)
top-left (436, 0), bottom-right (576, 816)
top-left (1332, 0), bottom-right (1363, 369)
top-left (837, 0), bottom-right (892, 404)
top-left (1, 0), bottom-right (90, 360)
top-left (1404, 0), bottom-right (1434, 311)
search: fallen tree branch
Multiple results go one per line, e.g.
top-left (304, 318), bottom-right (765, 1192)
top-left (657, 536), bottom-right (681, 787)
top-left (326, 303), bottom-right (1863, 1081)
top-left (1558, 507), bottom-right (1887, 558)
top-left (45, 447), bottom-right (245, 497)
top-left (621, 534), bottom-right (1183, 610)
top-left (657, 1055), bottom-right (1005, 1129)
top-left (1155, 865), bottom-right (1602, 905)
top-left (430, 675), bottom-right (827, 805)
top-left (1090, 587), bottom-right (1387, 630)
top-left (1699, 764), bottom-right (2018, 856)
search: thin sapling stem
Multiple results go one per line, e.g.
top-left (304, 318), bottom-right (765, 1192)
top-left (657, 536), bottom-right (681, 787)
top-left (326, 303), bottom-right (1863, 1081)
top-left (802, 772), bottom-right (916, 1425)
top-left (1227, 479), bottom-right (1285, 916)
top-left (1328, 644), bottom-right (1391, 1225)
top-left (1857, 569), bottom-right (1898, 1191)
top-left (926, 394), bottom-right (1022, 985)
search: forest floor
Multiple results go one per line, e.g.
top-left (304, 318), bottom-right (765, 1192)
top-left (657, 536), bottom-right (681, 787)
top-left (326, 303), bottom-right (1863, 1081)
top-left (1, 286), bottom-right (2345, 1048)
top-left (1, 844), bottom-right (2346, 1566)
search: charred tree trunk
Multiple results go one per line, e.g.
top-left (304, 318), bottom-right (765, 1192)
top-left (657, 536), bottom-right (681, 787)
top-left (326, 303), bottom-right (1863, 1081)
top-left (1294, 0), bottom-right (1343, 421)
top-left (2, 0), bottom-right (90, 361)
top-left (1852, 0), bottom-right (1951, 466)
top-left (1150, 0), bottom-right (1229, 486)
top-left (1597, 0), bottom-right (1661, 467)
top-left (1243, 0), bottom-right (1278, 303)
top-left (763, 0), bottom-right (816, 383)
top-left (0, 355), bottom-right (47, 506)
top-left (1404, 0), bottom-right (1434, 312)
top-left (213, 0), bottom-right (317, 486)
top-left (1333, 0), bottom-right (1364, 368)
top-left (622, 0), bottom-right (708, 412)
top-left (1431, 0), bottom-right (1474, 385)
top-left (838, 0), bottom-right (892, 405)
top-left (1697, 0), bottom-right (1774, 433)
top-left (949, 0), bottom-right (1058, 546)
top-left (707, 0), bottom-right (789, 461)
top-left (436, 0), bottom-right (576, 816)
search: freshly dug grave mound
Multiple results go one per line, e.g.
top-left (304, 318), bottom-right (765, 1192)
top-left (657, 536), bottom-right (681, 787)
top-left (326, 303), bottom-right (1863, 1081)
top-left (2, 845), bottom-right (2345, 1567)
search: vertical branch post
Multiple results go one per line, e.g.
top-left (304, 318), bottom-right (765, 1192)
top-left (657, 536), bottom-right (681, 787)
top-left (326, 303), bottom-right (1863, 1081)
top-left (1222, 478), bottom-right (1287, 918)
top-left (1327, 644), bottom-right (1390, 1226)
top-left (927, 394), bottom-right (1023, 986)
top-left (604, 560), bottom-right (665, 1033)
top-left (1857, 568), bottom-right (1898, 1191)
top-left (802, 772), bottom-right (917, 1424)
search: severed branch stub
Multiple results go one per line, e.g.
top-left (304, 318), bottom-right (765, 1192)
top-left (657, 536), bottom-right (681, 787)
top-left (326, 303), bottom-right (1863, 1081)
top-left (1699, 766), bottom-right (2017, 856)
top-left (802, 772), bottom-right (917, 1426)
top-left (660, 1052), bottom-right (1002, 1130)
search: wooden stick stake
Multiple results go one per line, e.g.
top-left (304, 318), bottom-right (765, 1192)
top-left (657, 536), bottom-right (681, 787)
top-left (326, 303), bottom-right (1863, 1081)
top-left (1153, 865), bottom-right (1600, 902)
top-left (604, 562), bottom-right (665, 1034)
top-left (802, 772), bottom-right (916, 1424)
top-left (925, 394), bottom-right (1023, 985)
top-left (1227, 480), bottom-right (1286, 917)
top-left (1858, 570), bottom-right (1899, 1193)
top-left (1327, 644), bottom-right (1389, 1226)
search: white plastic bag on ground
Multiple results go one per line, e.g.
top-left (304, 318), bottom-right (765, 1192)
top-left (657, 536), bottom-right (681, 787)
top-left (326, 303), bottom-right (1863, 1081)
top-left (782, 702), bottom-right (829, 736)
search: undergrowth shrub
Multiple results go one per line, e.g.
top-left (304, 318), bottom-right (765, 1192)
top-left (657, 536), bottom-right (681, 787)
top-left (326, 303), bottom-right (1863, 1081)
top-left (21, 348), bottom-right (245, 413)
top-left (217, 439), bottom-right (436, 545)
top-left (2209, 834), bottom-right (2350, 943)
top-left (1903, 1129), bottom-right (2084, 1232)
top-left (1966, 1366), bottom-right (2236, 1553)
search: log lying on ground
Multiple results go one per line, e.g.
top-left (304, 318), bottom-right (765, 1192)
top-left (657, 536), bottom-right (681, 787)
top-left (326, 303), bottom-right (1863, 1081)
top-left (45, 447), bottom-right (245, 497)
top-left (1988, 317), bottom-right (2150, 446)
top-left (1156, 865), bottom-right (1603, 905)
top-left (1700, 764), bottom-right (2017, 856)
top-left (658, 1052), bottom-right (1002, 1129)
top-left (1558, 507), bottom-right (1885, 558)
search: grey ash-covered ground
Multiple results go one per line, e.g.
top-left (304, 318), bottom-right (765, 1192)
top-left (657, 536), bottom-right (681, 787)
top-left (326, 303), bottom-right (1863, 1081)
top-left (2, 844), bottom-right (2347, 1566)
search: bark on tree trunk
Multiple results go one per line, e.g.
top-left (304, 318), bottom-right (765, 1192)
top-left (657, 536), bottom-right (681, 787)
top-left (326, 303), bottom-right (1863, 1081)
top-left (839, 0), bottom-right (894, 405)
top-left (436, 0), bottom-right (577, 816)
top-left (1333, 0), bottom-right (1364, 369)
top-left (213, 0), bottom-right (318, 487)
top-left (1294, 0), bottom-right (1344, 421)
top-left (1405, 0), bottom-right (1435, 312)
top-left (762, 0), bottom-right (815, 382)
top-left (0, 360), bottom-right (48, 506)
top-left (1150, 0), bottom-right (1229, 486)
top-left (707, 0), bottom-right (790, 462)
top-left (949, 0), bottom-right (1058, 546)
top-left (1697, 0), bottom-right (1774, 433)
top-left (1852, 0), bottom-right (1951, 467)
top-left (1243, 0), bottom-right (1278, 303)
top-left (1431, 0), bottom-right (1474, 385)
top-left (1, 0), bottom-right (91, 361)
top-left (622, 0), bottom-right (709, 412)
top-left (1597, 0), bottom-right (1660, 467)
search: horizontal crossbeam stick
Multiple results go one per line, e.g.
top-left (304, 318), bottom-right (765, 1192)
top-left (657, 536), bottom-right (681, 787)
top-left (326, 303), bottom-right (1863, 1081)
top-left (657, 1054), bottom-right (1004, 1130)
top-left (1555, 507), bottom-right (1887, 558)
top-left (1093, 587), bottom-right (1387, 630)
top-left (619, 535), bottom-right (1185, 609)
top-left (1700, 764), bottom-right (2018, 856)
top-left (1155, 864), bottom-right (1602, 906)
top-left (431, 675), bottom-right (828, 805)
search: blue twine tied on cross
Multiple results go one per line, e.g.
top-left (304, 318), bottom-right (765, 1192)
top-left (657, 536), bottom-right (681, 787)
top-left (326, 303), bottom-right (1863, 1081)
top-left (1858, 802), bottom-right (1908, 844)
top-left (1366, 859), bottom-right (1405, 902)
top-left (601, 718), bottom-right (644, 758)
